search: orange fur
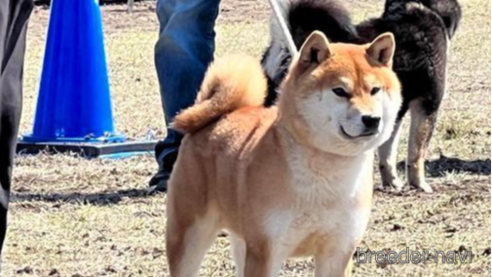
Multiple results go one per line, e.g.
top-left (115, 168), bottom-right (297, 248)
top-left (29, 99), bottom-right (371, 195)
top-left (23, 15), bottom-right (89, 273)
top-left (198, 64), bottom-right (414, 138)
top-left (171, 55), bottom-right (267, 134)
top-left (166, 31), bottom-right (402, 277)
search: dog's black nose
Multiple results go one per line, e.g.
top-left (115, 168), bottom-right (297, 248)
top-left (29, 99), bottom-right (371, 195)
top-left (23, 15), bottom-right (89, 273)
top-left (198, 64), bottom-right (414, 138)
top-left (361, 116), bottom-right (380, 131)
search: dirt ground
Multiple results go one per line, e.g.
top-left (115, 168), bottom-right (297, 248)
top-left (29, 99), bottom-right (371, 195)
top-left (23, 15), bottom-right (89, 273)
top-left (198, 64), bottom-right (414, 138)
top-left (4, 0), bottom-right (491, 276)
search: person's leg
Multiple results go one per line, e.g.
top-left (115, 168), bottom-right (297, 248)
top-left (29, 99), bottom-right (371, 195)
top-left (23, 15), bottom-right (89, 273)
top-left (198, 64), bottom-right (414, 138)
top-left (0, 0), bottom-right (33, 264)
top-left (150, 0), bottom-right (221, 192)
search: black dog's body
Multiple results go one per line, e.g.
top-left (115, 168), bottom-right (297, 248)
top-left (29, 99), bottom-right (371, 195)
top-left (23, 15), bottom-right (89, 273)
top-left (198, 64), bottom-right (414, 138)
top-left (262, 0), bottom-right (461, 192)
top-left (357, 1), bottom-right (457, 118)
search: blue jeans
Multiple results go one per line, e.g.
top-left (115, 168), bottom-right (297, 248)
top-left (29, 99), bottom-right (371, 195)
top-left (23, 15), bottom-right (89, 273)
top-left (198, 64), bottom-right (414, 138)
top-left (154, 0), bottom-right (220, 176)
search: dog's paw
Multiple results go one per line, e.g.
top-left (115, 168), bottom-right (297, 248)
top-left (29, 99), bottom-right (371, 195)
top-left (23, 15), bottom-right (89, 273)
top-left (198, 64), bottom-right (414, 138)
top-left (382, 176), bottom-right (404, 191)
top-left (409, 180), bottom-right (433, 193)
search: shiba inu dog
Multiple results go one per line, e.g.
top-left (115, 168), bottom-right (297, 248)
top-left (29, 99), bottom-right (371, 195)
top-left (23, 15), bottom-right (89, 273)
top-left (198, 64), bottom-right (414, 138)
top-left (262, 0), bottom-right (461, 193)
top-left (166, 31), bottom-right (401, 277)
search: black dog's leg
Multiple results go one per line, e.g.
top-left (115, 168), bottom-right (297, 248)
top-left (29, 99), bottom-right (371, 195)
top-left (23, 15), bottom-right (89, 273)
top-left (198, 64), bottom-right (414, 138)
top-left (378, 118), bottom-right (404, 190)
top-left (406, 49), bottom-right (447, 193)
top-left (407, 99), bottom-right (440, 193)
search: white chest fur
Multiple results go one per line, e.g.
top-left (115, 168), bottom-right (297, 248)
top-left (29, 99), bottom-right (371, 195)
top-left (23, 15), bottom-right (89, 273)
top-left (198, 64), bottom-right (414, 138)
top-left (264, 144), bottom-right (373, 258)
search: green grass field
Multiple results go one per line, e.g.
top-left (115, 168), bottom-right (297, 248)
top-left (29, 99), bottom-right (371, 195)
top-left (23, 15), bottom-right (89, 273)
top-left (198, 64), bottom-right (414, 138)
top-left (4, 0), bottom-right (490, 276)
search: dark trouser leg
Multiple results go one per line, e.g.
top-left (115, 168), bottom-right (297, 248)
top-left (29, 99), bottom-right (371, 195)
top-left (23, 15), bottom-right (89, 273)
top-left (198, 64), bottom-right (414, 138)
top-left (150, 0), bottom-right (221, 191)
top-left (0, 0), bottom-right (33, 263)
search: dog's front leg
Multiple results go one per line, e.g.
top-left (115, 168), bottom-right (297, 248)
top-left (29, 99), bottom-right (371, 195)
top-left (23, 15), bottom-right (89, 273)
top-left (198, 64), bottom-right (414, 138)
top-left (314, 248), bottom-right (354, 277)
top-left (230, 233), bottom-right (246, 277)
top-left (243, 240), bottom-right (283, 277)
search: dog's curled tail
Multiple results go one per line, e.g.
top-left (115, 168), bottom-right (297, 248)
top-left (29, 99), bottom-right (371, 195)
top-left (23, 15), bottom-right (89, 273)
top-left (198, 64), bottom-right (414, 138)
top-left (172, 55), bottom-right (267, 134)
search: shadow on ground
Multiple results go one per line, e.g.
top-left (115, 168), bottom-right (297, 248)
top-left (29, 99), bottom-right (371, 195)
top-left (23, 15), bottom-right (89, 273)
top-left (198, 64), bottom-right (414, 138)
top-left (11, 156), bottom-right (490, 206)
top-left (397, 155), bottom-right (491, 177)
top-left (11, 188), bottom-right (155, 206)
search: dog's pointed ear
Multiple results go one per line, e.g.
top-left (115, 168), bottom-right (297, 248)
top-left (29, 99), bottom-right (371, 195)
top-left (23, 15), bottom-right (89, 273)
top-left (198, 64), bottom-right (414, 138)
top-left (367, 32), bottom-right (395, 66)
top-left (297, 31), bottom-right (331, 74)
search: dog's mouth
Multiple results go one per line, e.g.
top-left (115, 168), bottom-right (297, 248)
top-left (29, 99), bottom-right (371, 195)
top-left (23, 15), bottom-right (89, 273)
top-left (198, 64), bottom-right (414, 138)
top-left (340, 126), bottom-right (377, 140)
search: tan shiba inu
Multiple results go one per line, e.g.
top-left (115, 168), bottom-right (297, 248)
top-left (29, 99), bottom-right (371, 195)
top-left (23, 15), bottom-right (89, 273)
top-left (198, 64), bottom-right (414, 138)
top-left (166, 31), bottom-right (402, 277)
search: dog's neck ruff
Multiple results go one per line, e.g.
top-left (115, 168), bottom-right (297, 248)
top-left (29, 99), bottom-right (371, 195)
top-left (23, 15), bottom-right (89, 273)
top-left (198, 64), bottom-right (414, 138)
top-left (276, 124), bottom-right (373, 198)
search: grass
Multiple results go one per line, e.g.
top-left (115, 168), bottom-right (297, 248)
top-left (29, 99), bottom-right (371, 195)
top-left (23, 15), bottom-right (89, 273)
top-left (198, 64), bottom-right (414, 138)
top-left (4, 0), bottom-right (491, 276)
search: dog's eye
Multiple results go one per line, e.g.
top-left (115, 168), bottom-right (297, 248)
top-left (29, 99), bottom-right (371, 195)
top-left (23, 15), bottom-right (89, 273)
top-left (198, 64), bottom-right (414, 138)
top-left (371, 87), bottom-right (381, 95)
top-left (332, 88), bottom-right (350, 98)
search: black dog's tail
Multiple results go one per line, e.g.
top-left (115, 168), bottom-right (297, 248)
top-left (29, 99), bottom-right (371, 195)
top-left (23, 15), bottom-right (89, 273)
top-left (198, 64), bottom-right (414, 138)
top-left (384, 0), bottom-right (462, 39)
top-left (262, 0), bottom-right (357, 106)
top-left (286, 0), bottom-right (358, 48)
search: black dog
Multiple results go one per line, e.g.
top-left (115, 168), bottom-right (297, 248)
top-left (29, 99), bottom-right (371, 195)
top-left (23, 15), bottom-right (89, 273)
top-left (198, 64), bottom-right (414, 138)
top-left (262, 0), bottom-right (461, 193)
top-left (0, 0), bottom-right (33, 263)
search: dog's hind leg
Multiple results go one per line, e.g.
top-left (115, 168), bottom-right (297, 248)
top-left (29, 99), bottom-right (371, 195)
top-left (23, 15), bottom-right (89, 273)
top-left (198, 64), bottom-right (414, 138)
top-left (378, 119), bottom-right (404, 190)
top-left (166, 204), bottom-right (220, 277)
top-left (165, 151), bottom-right (221, 277)
top-left (407, 100), bottom-right (438, 193)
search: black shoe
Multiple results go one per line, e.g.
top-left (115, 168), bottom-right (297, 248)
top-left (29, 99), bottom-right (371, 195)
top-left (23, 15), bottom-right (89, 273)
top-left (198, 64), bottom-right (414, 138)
top-left (148, 150), bottom-right (178, 194)
top-left (148, 170), bottom-right (170, 193)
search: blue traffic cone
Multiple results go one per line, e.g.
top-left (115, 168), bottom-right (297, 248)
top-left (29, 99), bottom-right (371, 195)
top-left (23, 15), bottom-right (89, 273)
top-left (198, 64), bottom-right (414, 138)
top-left (18, 0), bottom-right (155, 157)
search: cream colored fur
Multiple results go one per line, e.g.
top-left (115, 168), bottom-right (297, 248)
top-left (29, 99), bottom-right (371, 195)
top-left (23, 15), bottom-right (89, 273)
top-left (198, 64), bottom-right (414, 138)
top-left (172, 55), bottom-right (267, 134)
